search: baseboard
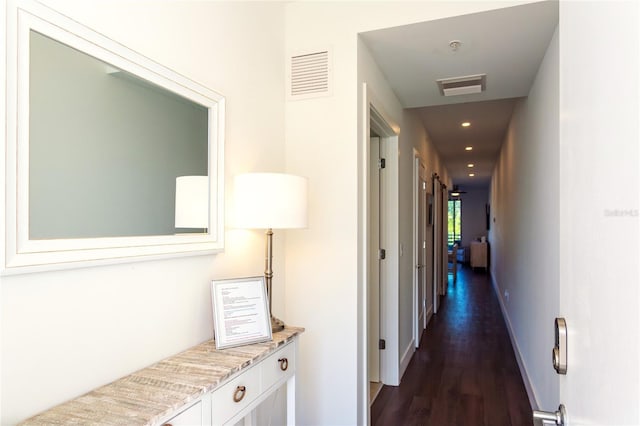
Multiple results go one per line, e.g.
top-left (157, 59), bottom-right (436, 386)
top-left (426, 305), bottom-right (433, 325)
top-left (417, 312), bottom-right (426, 348)
top-left (399, 340), bottom-right (415, 381)
top-left (490, 272), bottom-right (540, 410)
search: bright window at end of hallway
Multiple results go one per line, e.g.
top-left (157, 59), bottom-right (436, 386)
top-left (448, 199), bottom-right (461, 247)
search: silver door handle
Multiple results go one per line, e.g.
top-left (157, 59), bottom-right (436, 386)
top-left (533, 404), bottom-right (566, 425)
top-left (553, 318), bottom-right (567, 374)
top-left (415, 264), bottom-right (424, 269)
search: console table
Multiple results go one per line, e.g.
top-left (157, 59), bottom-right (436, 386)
top-left (20, 327), bottom-right (303, 426)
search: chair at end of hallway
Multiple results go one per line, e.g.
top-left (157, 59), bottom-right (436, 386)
top-left (448, 243), bottom-right (459, 283)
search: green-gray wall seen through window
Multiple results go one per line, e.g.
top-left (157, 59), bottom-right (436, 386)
top-left (29, 31), bottom-right (208, 239)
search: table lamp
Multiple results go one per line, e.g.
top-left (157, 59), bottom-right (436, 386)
top-left (175, 176), bottom-right (209, 232)
top-left (234, 173), bottom-right (308, 332)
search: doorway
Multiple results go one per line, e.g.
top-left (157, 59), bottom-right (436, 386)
top-left (431, 175), bottom-right (442, 312)
top-left (367, 104), bottom-right (400, 405)
top-left (368, 131), bottom-right (382, 402)
top-left (413, 153), bottom-right (431, 347)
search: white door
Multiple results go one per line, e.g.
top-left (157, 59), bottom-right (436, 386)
top-left (425, 192), bottom-right (434, 323)
top-left (419, 164), bottom-right (428, 332)
top-left (368, 136), bottom-right (381, 384)
top-left (413, 157), bottom-right (427, 347)
top-left (441, 186), bottom-right (448, 296)
top-left (546, 3), bottom-right (640, 425)
top-left (432, 176), bottom-right (440, 313)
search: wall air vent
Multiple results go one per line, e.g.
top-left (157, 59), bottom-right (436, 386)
top-left (288, 49), bottom-right (331, 100)
top-left (436, 74), bottom-right (486, 97)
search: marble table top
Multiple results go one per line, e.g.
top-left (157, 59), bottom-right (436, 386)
top-left (20, 327), bottom-right (304, 425)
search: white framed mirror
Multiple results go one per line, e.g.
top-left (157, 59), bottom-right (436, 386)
top-left (3, 0), bottom-right (225, 273)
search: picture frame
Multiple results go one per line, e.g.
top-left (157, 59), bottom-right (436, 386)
top-left (211, 276), bottom-right (272, 349)
top-left (486, 203), bottom-right (491, 230)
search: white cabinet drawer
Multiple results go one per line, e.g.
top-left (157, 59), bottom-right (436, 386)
top-left (211, 364), bottom-right (261, 425)
top-left (261, 343), bottom-right (295, 393)
top-left (162, 400), bottom-right (203, 426)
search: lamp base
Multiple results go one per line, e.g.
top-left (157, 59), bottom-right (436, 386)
top-left (271, 316), bottom-right (285, 333)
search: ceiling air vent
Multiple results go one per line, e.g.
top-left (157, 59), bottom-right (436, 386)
top-left (288, 50), bottom-right (331, 100)
top-left (436, 74), bottom-right (486, 97)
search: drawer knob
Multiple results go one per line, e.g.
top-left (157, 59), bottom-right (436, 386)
top-left (278, 357), bottom-right (289, 371)
top-left (233, 385), bottom-right (246, 403)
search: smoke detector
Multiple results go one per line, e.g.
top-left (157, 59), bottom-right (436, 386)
top-left (449, 40), bottom-right (462, 51)
top-left (436, 74), bottom-right (486, 97)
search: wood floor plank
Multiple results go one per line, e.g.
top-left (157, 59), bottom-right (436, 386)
top-left (371, 266), bottom-right (533, 425)
top-left (403, 396), bottom-right (430, 426)
top-left (456, 393), bottom-right (485, 426)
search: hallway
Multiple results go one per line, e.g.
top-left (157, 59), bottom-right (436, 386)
top-left (371, 266), bottom-right (532, 426)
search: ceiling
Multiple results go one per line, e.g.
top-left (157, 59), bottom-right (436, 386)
top-left (360, 1), bottom-right (559, 187)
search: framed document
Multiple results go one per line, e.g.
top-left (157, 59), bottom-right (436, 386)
top-left (211, 277), bottom-right (272, 349)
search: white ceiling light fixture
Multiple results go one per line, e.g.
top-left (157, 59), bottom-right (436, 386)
top-left (437, 74), bottom-right (487, 97)
top-left (469, 173), bottom-right (475, 177)
top-left (465, 146), bottom-right (473, 151)
top-left (467, 164), bottom-right (474, 168)
top-left (461, 122), bottom-right (471, 127)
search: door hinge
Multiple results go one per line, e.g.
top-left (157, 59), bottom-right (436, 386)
top-left (379, 248), bottom-right (386, 260)
top-left (379, 339), bottom-right (386, 350)
top-left (379, 158), bottom-right (386, 169)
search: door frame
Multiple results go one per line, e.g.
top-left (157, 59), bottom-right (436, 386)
top-left (359, 83), bottom-right (401, 425)
top-left (368, 135), bottom-right (381, 385)
top-left (432, 174), bottom-right (441, 313)
top-left (425, 190), bottom-right (434, 324)
top-left (368, 104), bottom-right (399, 387)
top-left (440, 184), bottom-right (448, 296)
top-left (412, 151), bottom-right (427, 348)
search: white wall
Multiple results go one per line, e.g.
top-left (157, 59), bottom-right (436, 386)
top-left (1, 1), bottom-right (286, 424)
top-left (459, 186), bottom-right (490, 248)
top-left (489, 27), bottom-right (559, 409)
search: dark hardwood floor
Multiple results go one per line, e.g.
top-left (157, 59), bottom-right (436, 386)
top-left (371, 266), bottom-right (533, 426)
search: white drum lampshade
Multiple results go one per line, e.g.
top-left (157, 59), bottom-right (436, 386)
top-left (233, 173), bottom-right (308, 230)
top-left (175, 176), bottom-right (209, 229)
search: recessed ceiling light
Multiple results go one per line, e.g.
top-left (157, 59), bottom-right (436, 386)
top-left (461, 122), bottom-right (471, 127)
top-left (469, 173), bottom-right (475, 177)
top-left (465, 146), bottom-right (473, 151)
top-left (467, 163), bottom-right (474, 168)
